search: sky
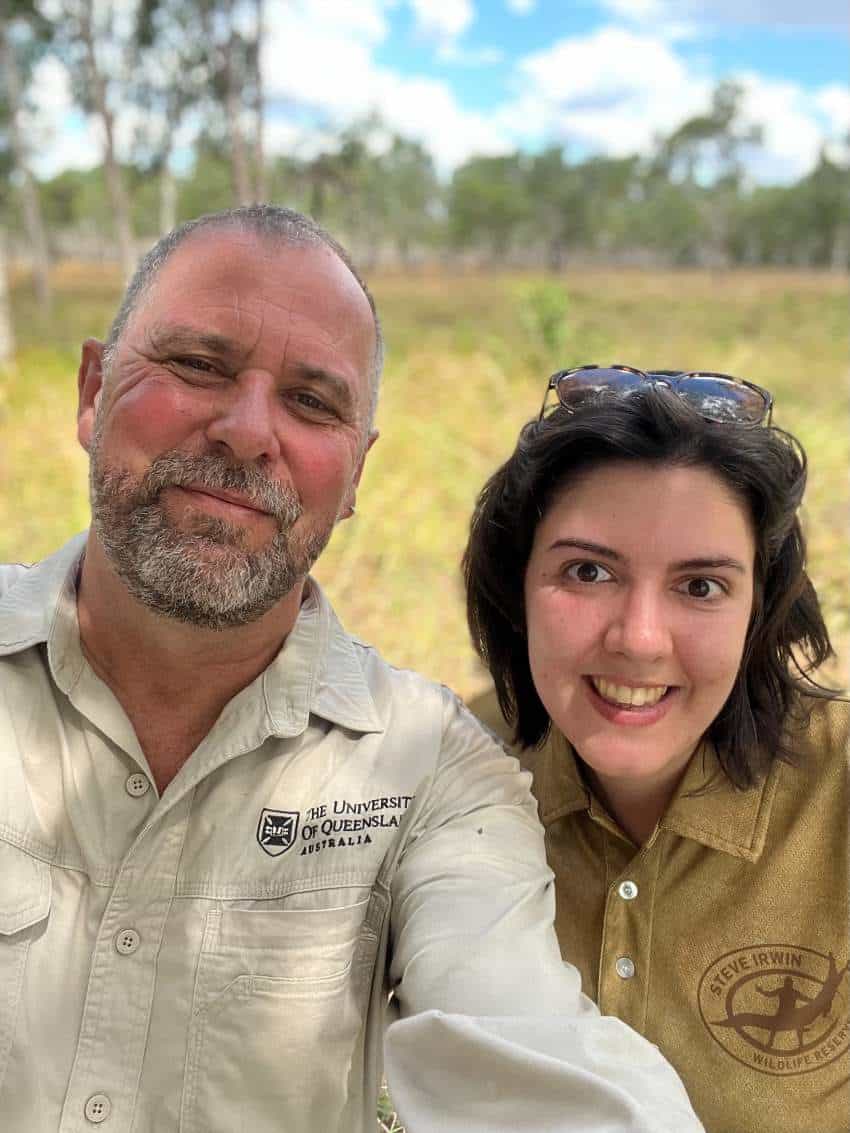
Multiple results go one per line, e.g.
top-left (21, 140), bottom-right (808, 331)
top-left (28, 0), bottom-right (850, 185)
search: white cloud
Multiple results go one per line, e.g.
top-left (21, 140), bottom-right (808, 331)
top-left (735, 73), bottom-right (850, 182)
top-left (24, 0), bottom-right (846, 185)
top-left (262, 0), bottom-right (508, 172)
top-left (506, 0), bottom-right (536, 13)
top-left (503, 27), bottom-right (712, 155)
top-left (498, 26), bottom-right (845, 183)
top-left (815, 84), bottom-right (850, 133)
top-left (408, 0), bottom-right (475, 46)
top-left (601, 0), bottom-right (663, 19)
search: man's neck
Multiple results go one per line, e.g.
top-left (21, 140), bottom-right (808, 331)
top-left (76, 535), bottom-right (305, 788)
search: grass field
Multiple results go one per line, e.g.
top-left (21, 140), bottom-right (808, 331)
top-left (2, 265), bottom-right (848, 693)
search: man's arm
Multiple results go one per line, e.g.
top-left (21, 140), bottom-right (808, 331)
top-left (383, 691), bottom-right (704, 1132)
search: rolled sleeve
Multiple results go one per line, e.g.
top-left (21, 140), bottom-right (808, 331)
top-left (385, 692), bottom-right (704, 1132)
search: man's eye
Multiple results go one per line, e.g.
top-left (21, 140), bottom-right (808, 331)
top-left (291, 390), bottom-right (335, 415)
top-left (677, 577), bottom-right (725, 599)
top-left (173, 356), bottom-right (215, 373)
top-left (564, 561), bottom-right (614, 584)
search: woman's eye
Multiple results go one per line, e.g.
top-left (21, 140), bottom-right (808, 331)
top-left (679, 577), bottom-right (725, 599)
top-left (564, 561), bottom-right (614, 584)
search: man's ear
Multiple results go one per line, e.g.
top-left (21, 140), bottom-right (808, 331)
top-left (339, 429), bottom-right (379, 522)
top-left (77, 338), bottom-right (105, 453)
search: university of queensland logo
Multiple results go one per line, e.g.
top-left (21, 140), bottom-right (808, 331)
top-left (256, 809), bottom-right (300, 857)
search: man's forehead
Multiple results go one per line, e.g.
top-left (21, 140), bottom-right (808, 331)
top-left (150, 227), bottom-right (363, 305)
top-left (127, 228), bottom-right (375, 350)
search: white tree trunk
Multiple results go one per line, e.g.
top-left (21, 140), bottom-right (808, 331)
top-left (78, 0), bottom-right (137, 280)
top-left (0, 24), bottom-right (51, 310)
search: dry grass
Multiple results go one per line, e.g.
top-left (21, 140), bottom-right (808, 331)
top-left (2, 266), bottom-right (847, 694)
top-left (0, 265), bottom-right (846, 1133)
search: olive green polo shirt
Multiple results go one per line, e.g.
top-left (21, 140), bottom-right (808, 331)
top-left (471, 689), bottom-right (849, 1133)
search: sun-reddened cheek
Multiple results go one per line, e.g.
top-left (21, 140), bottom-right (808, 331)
top-left (104, 376), bottom-right (209, 452)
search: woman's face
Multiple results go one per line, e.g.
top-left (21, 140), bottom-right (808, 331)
top-left (524, 460), bottom-right (755, 803)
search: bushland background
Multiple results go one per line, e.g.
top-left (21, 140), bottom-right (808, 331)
top-left (0, 9), bottom-right (847, 755)
top-left (1, 6), bottom-right (848, 1129)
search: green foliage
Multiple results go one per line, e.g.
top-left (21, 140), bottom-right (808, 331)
top-left (516, 279), bottom-right (570, 370)
top-left (449, 154), bottom-right (531, 257)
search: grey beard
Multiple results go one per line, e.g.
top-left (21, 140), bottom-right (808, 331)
top-left (89, 449), bottom-right (331, 629)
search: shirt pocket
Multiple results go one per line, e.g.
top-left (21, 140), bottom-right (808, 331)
top-left (180, 891), bottom-right (381, 1133)
top-left (0, 841), bottom-right (51, 1094)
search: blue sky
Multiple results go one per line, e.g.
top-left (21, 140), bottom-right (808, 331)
top-left (29, 0), bottom-right (850, 183)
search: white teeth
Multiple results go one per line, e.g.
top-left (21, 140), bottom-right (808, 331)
top-left (591, 678), bottom-right (668, 708)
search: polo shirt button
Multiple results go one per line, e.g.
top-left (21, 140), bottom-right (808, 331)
top-left (125, 773), bottom-right (150, 798)
top-left (114, 928), bottom-right (141, 955)
top-left (616, 956), bottom-right (636, 980)
top-left (84, 1094), bottom-right (112, 1123)
top-left (618, 880), bottom-right (638, 900)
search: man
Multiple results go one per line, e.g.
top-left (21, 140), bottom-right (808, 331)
top-left (0, 206), bottom-right (703, 1132)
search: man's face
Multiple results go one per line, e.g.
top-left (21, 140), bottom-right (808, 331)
top-left (77, 228), bottom-right (377, 628)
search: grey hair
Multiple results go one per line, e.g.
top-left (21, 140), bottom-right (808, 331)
top-left (103, 204), bottom-right (384, 431)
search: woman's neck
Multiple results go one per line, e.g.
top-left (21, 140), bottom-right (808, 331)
top-left (581, 762), bottom-right (691, 847)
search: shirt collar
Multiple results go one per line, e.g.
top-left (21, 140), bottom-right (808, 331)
top-left (0, 532), bottom-right (87, 656)
top-left (262, 578), bottom-right (384, 737)
top-left (532, 728), bottom-right (781, 862)
top-left (0, 532), bottom-right (383, 738)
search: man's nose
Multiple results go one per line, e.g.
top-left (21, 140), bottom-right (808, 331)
top-left (603, 586), bottom-right (672, 662)
top-left (205, 372), bottom-right (281, 464)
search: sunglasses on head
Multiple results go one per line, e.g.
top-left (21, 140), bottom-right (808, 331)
top-left (539, 365), bottom-right (774, 426)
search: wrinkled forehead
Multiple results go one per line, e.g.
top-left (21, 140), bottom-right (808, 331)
top-left (136, 226), bottom-right (373, 331)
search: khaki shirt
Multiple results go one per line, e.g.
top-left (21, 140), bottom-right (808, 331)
top-left (0, 536), bottom-right (704, 1133)
top-left (472, 688), bottom-right (850, 1133)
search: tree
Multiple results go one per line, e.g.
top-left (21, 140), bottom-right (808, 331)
top-left (131, 0), bottom-right (210, 233)
top-left (57, 0), bottom-right (137, 278)
top-left (652, 81), bottom-right (763, 265)
top-left (192, 0), bottom-right (267, 205)
top-left (0, 0), bottom-right (53, 308)
top-left (449, 153), bottom-right (530, 262)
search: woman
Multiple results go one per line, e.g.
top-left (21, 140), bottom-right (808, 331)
top-left (463, 365), bottom-right (848, 1133)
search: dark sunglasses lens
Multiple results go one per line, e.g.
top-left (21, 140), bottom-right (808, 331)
top-left (678, 376), bottom-right (767, 423)
top-left (556, 368), bottom-right (644, 410)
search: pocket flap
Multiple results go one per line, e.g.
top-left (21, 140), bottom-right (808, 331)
top-left (0, 841), bottom-right (51, 935)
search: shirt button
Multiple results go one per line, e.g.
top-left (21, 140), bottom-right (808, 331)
top-left (84, 1094), bottom-right (112, 1123)
top-left (618, 880), bottom-right (639, 901)
top-left (616, 956), bottom-right (636, 980)
top-left (125, 773), bottom-right (150, 798)
top-left (114, 928), bottom-right (141, 956)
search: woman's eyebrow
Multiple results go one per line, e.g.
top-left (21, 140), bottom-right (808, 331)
top-left (546, 538), bottom-right (623, 561)
top-left (672, 556), bottom-right (747, 573)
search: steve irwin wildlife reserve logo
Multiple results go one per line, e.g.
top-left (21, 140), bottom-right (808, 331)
top-left (698, 944), bottom-right (849, 1076)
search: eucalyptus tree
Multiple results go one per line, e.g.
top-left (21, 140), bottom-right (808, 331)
top-left (651, 80), bottom-right (763, 265)
top-left (449, 153), bottom-right (531, 263)
top-left (0, 0), bottom-right (53, 308)
top-left (132, 0), bottom-right (211, 233)
top-left (53, 0), bottom-right (137, 278)
top-left (190, 0), bottom-right (266, 205)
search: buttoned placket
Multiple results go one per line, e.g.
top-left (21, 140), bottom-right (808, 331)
top-left (58, 791), bottom-right (194, 1132)
top-left (596, 824), bottom-right (662, 1032)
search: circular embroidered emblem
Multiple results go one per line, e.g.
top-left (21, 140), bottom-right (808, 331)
top-left (698, 944), bottom-right (849, 1076)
